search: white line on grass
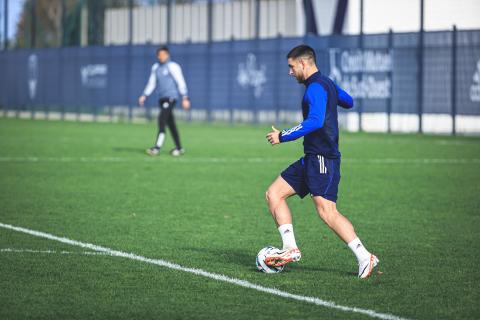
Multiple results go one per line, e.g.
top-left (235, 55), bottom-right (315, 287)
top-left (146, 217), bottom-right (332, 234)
top-left (0, 248), bottom-right (108, 256)
top-left (0, 156), bottom-right (479, 165)
top-left (0, 222), bottom-right (411, 320)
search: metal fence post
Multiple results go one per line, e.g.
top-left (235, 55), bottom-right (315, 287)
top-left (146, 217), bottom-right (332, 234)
top-left (60, 48), bottom-right (65, 120)
top-left (387, 28), bottom-right (393, 133)
top-left (30, 0), bottom-right (36, 49)
top-left (227, 1), bottom-right (235, 124)
top-left (3, 0), bottom-right (8, 50)
top-left (206, 0), bottom-right (212, 122)
top-left (60, 0), bottom-right (65, 120)
top-left (255, 0), bottom-right (260, 40)
top-left (127, 0), bottom-right (133, 122)
top-left (0, 0), bottom-right (7, 115)
top-left (273, 36), bottom-right (281, 126)
top-left (227, 35), bottom-right (235, 125)
top-left (61, 0), bottom-right (66, 45)
top-left (451, 25), bottom-right (457, 135)
top-left (251, 2), bottom-right (260, 125)
top-left (128, 0), bottom-right (133, 45)
top-left (30, 0), bottom-right (37, 119)
top-left (167, 0), bottom-right (172, 44)
top-left (253, 0), bottom-right (261, 125)
top-left (358, 0), bottom-right (363, 132)
top-left (417, 0), bottom-right (424, 133)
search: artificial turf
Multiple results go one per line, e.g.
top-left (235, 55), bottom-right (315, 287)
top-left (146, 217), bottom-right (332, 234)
top-left (0, 118), bottom-right (479, 319)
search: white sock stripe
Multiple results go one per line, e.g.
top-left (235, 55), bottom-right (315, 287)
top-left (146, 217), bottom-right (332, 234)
top-left (156, 132), bottom-right (165, 148)
top-left (0, 222), bottom-right (409, 320)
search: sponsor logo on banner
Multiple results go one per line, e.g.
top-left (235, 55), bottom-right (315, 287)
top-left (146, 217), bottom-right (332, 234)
top-left (80, 64), bottom-right (108, 88)
top-left (237, 53), bottom-right (266, 98)
top-left (28, 54), bottom-right (38, 100)
top-left (329, 49), bottom-right (392, 99)
top-left (470, 59), bottom-right (480, 102)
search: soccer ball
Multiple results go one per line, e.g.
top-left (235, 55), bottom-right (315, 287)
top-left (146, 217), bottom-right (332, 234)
top-left (256, 246), bottom-right (285, 273)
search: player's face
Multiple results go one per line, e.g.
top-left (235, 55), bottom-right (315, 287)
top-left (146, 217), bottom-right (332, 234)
top-left (288, 58), bottom-right (305, 83)
top-left (157, 50), bottom-right (169, 63)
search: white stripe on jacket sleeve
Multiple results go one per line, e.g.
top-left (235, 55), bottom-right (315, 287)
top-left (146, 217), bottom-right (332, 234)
top-left (142, 63), bottom-right (159, 96)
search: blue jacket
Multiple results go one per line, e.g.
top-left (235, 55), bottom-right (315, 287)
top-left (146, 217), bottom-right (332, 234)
top-left (279, 72), bottom-right (353, 158)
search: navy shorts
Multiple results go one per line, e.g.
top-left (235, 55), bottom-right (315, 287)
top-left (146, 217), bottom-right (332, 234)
top-left (281, 154), bottom-right (341, 202)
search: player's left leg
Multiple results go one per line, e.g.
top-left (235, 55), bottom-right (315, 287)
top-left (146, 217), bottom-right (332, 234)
top-left (312, 196), bottom-right (379, 278)
top-left (166, 109), bottom-right (184, 156)
top-left (312, 196), bottom-right (355, 243)
top-left (306, 155), bottom-right (378, 278)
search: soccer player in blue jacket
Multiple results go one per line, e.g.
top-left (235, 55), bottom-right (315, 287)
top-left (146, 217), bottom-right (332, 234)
top-left (265, 45), bottom-right (379, 278)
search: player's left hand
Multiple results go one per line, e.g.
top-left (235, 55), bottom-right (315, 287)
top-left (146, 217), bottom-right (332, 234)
top-left (182, 97), bottom-right (190, 110)
top-left (138, 95), bottom-right (146, 107)
top-left (266, 126), bottom-right (281, 145)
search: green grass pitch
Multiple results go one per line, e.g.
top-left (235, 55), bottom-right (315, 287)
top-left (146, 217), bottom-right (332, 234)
top-left (0, 117), bottom-right (479, 319)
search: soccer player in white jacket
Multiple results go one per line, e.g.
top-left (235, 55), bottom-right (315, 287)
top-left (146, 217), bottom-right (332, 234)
top-left (139, 46), bottom-right (190, 156)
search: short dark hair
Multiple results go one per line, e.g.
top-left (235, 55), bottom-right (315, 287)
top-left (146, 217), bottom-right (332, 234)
top-left (156, 46), bottom-right (169, 55)
top-left (286, 45), bottom-right (316, 64)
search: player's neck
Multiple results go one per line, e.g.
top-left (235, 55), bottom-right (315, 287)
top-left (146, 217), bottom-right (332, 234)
top-left (304, 67), bottom-right (318, 81)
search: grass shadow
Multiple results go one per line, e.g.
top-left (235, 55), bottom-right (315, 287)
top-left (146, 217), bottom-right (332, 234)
top-left (112, 146), bottom-right (147, 155)
top-left (290, 264), bottom-right (354, 277)
top-left (181, 246), bottom-right (354, 277)
top-left (181, 246), bottom-right (254, 268)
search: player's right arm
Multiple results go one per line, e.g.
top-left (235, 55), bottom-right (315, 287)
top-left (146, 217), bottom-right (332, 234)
top-left (278, 83), bottom-right (327, 143)
top-left (138, 63), bottom-right (158, 106)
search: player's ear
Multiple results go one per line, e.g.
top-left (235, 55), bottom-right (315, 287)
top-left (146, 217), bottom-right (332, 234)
top-left (299, 58), bottom-right (306, 69)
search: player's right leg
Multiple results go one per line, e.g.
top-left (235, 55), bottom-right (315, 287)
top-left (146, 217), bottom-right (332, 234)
top-left (264, 170), bottom-right (305, 266)
top-left (265, 176), bottom-right (296, 227)
top-left (147, 104), bottom-right (169, 156)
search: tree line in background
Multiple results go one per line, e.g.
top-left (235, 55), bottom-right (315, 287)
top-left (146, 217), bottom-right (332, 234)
top-left (11, 0), bottom-right (143, 48)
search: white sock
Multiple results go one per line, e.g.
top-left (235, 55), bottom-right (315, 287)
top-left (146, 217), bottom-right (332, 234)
top-left (278, 224), bottom-right (298, 250)
top-left (155, 132), bottom-right (165, 148)
top-left (347, 237), bottom-right (371, 263)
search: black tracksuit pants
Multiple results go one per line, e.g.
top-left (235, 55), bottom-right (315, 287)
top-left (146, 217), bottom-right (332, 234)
top-left (157, 98), bottom-right (181, 150)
